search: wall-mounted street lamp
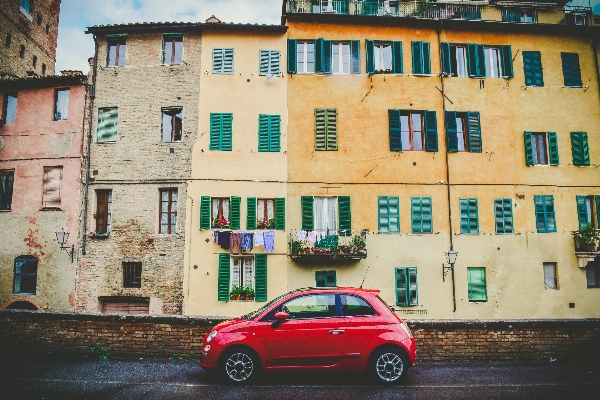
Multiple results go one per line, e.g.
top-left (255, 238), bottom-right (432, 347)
top-left (55, 228), bottom-right (74, 263)
top-left (444, 249), bottom-right (458, 313)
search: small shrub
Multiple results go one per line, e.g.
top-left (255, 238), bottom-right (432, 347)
top-left (90, 345), bottom-right (110, 359)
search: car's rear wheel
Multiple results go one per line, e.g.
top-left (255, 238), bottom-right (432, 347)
top-left (219, 347), bottom-right (258, 384)
top-left (369, 347), bottom-right (408, 385)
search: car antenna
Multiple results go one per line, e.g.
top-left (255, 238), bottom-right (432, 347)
top-left (360, 264), bottom-right (371, 289)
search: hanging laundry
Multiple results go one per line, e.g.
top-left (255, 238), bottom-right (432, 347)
top-left (263, 230), bottom-right (275, 253)
top-left (307, 231), bottom-right (317, 243)
top-left (297, 230), bottom-right (307, 241)
top-left (217, 231), bottom-right (231, 249)
top-left (230, 233), bottom-right (242, 255)
top-left (212, 230), bottom-right (218, 243)
top-left (254, 231), bottom-right (264, 247)
top-left (241, 233), bottom-right (254, 251)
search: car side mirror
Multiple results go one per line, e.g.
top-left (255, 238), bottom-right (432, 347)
top-left (274, 311), bottom-right (290, 321)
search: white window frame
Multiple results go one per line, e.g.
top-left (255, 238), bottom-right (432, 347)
top-left (484, 47), bottom-right (501, 78)
top-left (297, 41), bottom-right (315, 73)
top-left (451, 45), bottom-right (467, 77)
top-left (543, 262), bottom-right (558, 290)
top-left (374, 43), bottom-right (392, 71)
top-left (332, 42), bottom-right (350, 74)
top-left (231, 256), bottom-right (254, 290)
top-left (314, 196), bottom-right (337, 235)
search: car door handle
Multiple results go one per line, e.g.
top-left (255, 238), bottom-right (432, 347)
top-left (329, 329), bottom-right (345, 335)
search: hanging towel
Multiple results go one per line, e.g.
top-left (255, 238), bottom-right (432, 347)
top-left (254, 231), bottom-right (264, 246)
top-left (307, 231), bottom-right (317, 243)
top-left (217, 231), bottom-right (231, 249)
top-left (230, 233), bottom-right (242, 255)
top-left (263, 230), bottom-right (275, 253)
top-left (241, 233), bottom-right (254, 251)
top-left (297, 230), bottom-right (307, 241)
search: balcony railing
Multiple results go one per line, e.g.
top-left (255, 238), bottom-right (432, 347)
top-left (285, 1), bottom-right (594, 26)
top-left (289, 228), bottom-right (368, 260)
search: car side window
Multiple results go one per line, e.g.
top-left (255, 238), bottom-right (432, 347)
top-left (279, 294), bottom-right (337, 319)
top-left (341, 294), bottom-right (377, 317)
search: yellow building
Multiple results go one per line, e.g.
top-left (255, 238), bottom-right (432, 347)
top-left (282, 0), bottom-right (600, 319)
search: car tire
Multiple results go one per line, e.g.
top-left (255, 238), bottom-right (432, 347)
top-left (369, 347), bottom-right (409, 385)
top-left (218, 347), bottom-right (259, 384)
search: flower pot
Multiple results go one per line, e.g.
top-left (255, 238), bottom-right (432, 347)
top-left (235, 296), bottom-right (241, 301)
top-left (230, 296), bottom-right (235, 301)
top-left (248, 296), bottom-right (254, 301)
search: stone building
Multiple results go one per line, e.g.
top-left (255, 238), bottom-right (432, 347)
top-left (0, 73), bottom-right (88, 311)
top-left (0, 0), bottom-right (62, 78)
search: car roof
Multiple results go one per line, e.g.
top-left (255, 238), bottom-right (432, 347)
top-left (293, 287), bottom-right (381, 296)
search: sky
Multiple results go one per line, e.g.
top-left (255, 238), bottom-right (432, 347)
top-left (55, 0), bottom-right (600, 74)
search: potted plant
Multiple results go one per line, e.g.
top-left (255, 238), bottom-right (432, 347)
top-left (240, 286), bottom-right (247, 301)
top-left (245, 286), bottom-right (255, 301)
top-left (230, 286), bottom-right (243, 300)
top-left (352, 235), bottom-right (366, 251)
top-left (573, 223), bottom-right (600, 252)
top-left (214, 217), bottom-right (229, 228)
top-left (290, 240), bottom-right (303, 254)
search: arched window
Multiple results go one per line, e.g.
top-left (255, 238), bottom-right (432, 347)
top-left (14, 255), bottom-right (37, 294)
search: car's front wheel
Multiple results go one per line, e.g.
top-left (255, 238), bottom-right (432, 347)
top-left (369, 347), bottom-right (409, 385)
top-left (218, 347), bottom-right (259, 384)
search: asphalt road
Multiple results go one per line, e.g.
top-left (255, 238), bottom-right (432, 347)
top-left (1, 355), bottom-right (599, 400)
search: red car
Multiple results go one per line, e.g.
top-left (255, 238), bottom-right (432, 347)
top-left (199, 287), bottom-right (416, 384)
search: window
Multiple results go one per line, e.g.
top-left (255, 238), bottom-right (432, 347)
top-left (570, 132), bottom-right (590, 166)
top-left (459, 198), bottom-right (479, 234)
top-left (301, 196), bottom-right (351, 235)
top-left (314, 108), bottom-right (337, 151)
top-left (534, 195), bottom-right (556, 233)
top-left (442, 44), bottom-right (467, 77)
top-left (246, 197), bottom-right (285, 230)
top-left (341, 294), bottom-right (377, 316)
top-left (3, 92), bottom-right (17, 124)
top-left (332, 42), bottom-right (350, 74)
top-left (95, 190), bottom-right (112, 234)
top-left (543, 262), bottom-right (558, 290)
top-left (396, 267), bottom-right (418, 307)
top-left (586, 262), bottom-right (600, 288)
top-left (209, 113), bottom-right (233, 151)
top-left (524, 131), bottom-right (559, 166)
top-left (212, 48), bottom-right (234, 74)
top-left (484, 47), bottom-right (500, 78)
top-left (42, 166), bottom-right (62, 209)
top-left (123, 262), bottom-right (142, 288)
top-left (295, 41), bottom-right (315, 73)
top-left (41, 63), bottom-right (46, 75)
top-left (159, 189), bottom-right (177, 234)
top-left (163, 34), bottom-right (182, 65)
top-left (522, 51), bottom-right (544, 87)
top-left (465, 44), bottom-right (513, 78)
top-left (502, 7), bottom-right (537, 23)
top-left (366, 40), bottom-right (402, 74)
top-left (388, 110), bottom-right (438, 152)
top-left (445, 111), bottom-right (482, 152)
top-left (576, 195), bottom-right (600, 229)
top-left (161, 107), bottom-right (182, 142)
top-left (46, 24), bottom-right (50, 35)
top-left (316, 270), bottom-right (336, 287)
top-left (411, 41), bottom-right (431, 75)
top-left (494, 198), bottom-right (514, 234)
top-left (561, 52), bottom-right (582, 87)
top-left (259, 50), bottom-right (280, 75)
top-left (107, 35), bottom-right (126, 67)
top-left (467, 267), bottom-right (487, 302)
top-left (20, 45), bottom-right (25, 58)
top-left (199, 196), bottom-right (241, 230)
top-left (279, 294), bottom-right (337, 319)
top-left (97, 108), bottom-right (118, 142)
top-left (54, 89), bottom-right (69, 121)
top-left (14, 256), bottom-right (37, 294)
top-left (378, 196), bottom-right (399, 233)
top-left (258, 114), bottom-right (280, 152)
top-left (5, 33), bottom-right (11, 47)
top-left (21, 0), bottom-right (32, 15)
top-left (288, 39), bottom-right (359, 75)
top-left (32, 55), bottom-right (37, 69)
top-left (36, 15), bottom-right (42, 25)
top-left (411, 197), bottom-right (433, 234)
top-left (0, 170), bottom-right (15, 211)
top-left (218, 253), bottom-right (267, 301)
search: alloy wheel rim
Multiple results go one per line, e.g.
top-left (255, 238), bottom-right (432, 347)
top-left (375, 352), bottom-right (403, 382)
top-left (225, 352), bottom-right (254, 382)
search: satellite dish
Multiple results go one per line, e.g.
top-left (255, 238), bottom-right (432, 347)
top-left (266, 74), bottom-right (275, 83)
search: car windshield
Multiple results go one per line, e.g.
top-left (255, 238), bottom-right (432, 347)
top-left (241, 291), bottom-right (292, 320)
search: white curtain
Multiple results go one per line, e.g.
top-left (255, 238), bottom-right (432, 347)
top-left (315, 197), bottom-right (337, 235)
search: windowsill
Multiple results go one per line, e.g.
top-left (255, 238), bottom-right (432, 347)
top-left (104, 65), bottom-right (125, 68)
top-left (13, 292), bottom-right (35, 295)
top-left (20, 7), bottom-right (33, 21)
top-left (229, 299), bottom-right (255, 302)
top-left (212, 226), bottom-right (230, 230)
top-left (0, 209), bottom-right (12, 212)
top-left (212, 72), bottom-right (234, 75)
top-left (40, 207), bottom-right (63, 211)
top-left (162, 63), bottom-right (183, 67)
top-left (90, 233), bottom-right (109, 239)
top-left (97, 141), bottom-right (117, 144)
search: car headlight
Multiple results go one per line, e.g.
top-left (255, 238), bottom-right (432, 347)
top-left (206, 330), bottom-right (218, 342)
top-left (203, 345), bottom-right (210, 352)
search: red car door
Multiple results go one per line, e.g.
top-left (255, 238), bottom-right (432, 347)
top-left (264, 293), bottom-right (347, 368)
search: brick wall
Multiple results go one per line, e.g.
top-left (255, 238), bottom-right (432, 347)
top-left (1, 310), bottom-right (600, 361)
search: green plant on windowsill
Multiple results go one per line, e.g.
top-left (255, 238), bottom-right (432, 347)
top-left (573, 223), bottom-right (600, 252)
top-left (230, 285), bottom-right (243, 300)
top-left (290, 240), bottom-right (304, 254)
top-left (245, 286), bottom-right (255, 300)
top-left (352, 235), bottom-right (366, 251)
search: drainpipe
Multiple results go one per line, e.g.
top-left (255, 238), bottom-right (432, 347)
top-left (593, 37), bottom-right (600, 105)
top-left (437, 23), bottom-right (456, 314)
top-left (82, 35), bottom-right (98, 256)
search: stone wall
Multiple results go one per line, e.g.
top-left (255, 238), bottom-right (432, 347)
top-left (2, 310), bottom-right (599, 361)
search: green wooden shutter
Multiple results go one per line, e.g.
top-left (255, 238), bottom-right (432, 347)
top-left (338, 196), bottom-right (351, 236)
top-left (254, 254), bottom-right (267, 301)
top-left (547, 131), bottom-right (559, 166)
top-left (421, 197), bottom-right (432, 233)
top-left (411, 197), bottom-right (421, 233)
top-left (571, 132), bottom-right (590, 166)
top-left (495, 198), bottom-right (513, 234)
top-left (270, 115), bottom-right (281, 152)
top-left (411, 41), bottom-right (423, 74)
top-left (460, 199), bottom-right (469, 233)
top-left (326, 109), bottom-right (338, 150)
top-left (258, 114), bottom-right (270, 152)
top-left (501, 45), bottom-right (513, 78)
top-left (388, 109), bottom-right (402, 151)
top-left (392, 41), bottom-right (403, 74)
top-left (315, 109), bottom-right (326, 150)
top-left (210, 113), bottom-right (232, 151)
top-left (562, 52), bottom-right (582, 87)
top-left (246, 197), bottom-right (257, 230)
top-left (445, 111), bottom-right (458, 152)
top-left (322, 40), bottom-right (332, 74)
top-left (523, 51), bottom-right (543, 86)
top-left (441, 42), bottom-right (451, 76)
top-left (287, 39), bottom-right (297, 74)
top-left (407, 267), bottom-right (418, 306)
top-left (209, 113), bottom-right (221, 150)
top-left (576, 195), bottom-right (589, 229)
top-left (422, 42), bottom-right (431, 75)
top-left (366, 40), bottom-right (375, 73)
top-left (259, 50), bottom-right (270, 75)
top-left (534, 195), bottom-right (545, 232)
top-left (275, 198), bottom-right (285, 230)
top-left (467, 44), bottom-right (484, 77)
top-left (315, 38), bottom-right (325, 73)
top-left (523, 51), bottom-right (534, 86)
top-left (424, 110), bottom-right (438, 152)
top-left (302, 196), bottom-right (314, 231)
top-left (378, 197), bottom-right (389, 233)
top-left (469, 198), bottom-right (479, 233)
top-left (389, 196), bottom-right (399, 233)
top-left (221, 113), bottom-right (232, 150)
top-left (467, 267), bottom-right (487, 302)
top-left (97, 108), bottom-right (118, 142)
top-left (524, 131), bottom-right (534, 166)
top-left (412, 197), bottom-right (432, 233)
top-left (200, 196), bottom-right (211, 230)
top-left (223, 48), bottom-right (234, 73)
top-left (396, 268), bottom-right (408, 306)
top-left (459, 198), bottom-right (479, 234)
top-left (218, 253), bottom-right (230, 301)
top-left (466, 112), bottom-right (482, 153)
top-left (350, 40), bottom-right (360, 74)
top-left (270, 50), bottom-right (280, 75)
top-left (212, 48), bottom-right (223, 73)
top-left (230, 196), bottom-right (241, 229)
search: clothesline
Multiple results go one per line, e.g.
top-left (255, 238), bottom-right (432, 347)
top-left (212, 230), bottom-right (276, 254)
